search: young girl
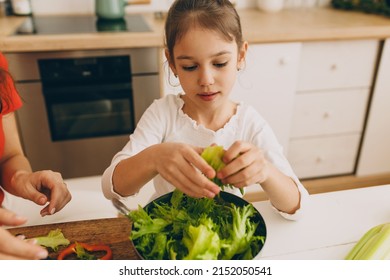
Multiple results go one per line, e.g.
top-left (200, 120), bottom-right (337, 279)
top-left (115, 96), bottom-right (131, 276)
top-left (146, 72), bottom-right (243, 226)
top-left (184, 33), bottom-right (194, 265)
top-left (0, 52), bottom-right (72, 259)
top-left (102, 0), bottom-right (308, 219)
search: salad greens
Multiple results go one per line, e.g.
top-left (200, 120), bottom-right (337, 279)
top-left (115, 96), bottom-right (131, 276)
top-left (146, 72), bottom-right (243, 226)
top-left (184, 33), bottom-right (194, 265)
top-left (128, 190), bottom-right (265, 260)
top-left (201, 145), bottom-right (243, 194)
top-left (30, 229), bottom-right (70, 252)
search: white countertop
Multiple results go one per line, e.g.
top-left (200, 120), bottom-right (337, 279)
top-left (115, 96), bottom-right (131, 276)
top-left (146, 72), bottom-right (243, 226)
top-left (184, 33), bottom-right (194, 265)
top-left (5, 175), bottom-right (157, 228)
top-left (6, 176), bottom-right (390, 260)
top-left (3, 176), bottom-right (118, 227)
top-left (253, 184), bottom-right (390, 259)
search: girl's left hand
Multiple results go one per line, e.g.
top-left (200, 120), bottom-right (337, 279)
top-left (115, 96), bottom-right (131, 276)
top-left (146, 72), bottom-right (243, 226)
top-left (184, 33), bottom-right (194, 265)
top-left (11, 170), bottom-right (72, 217)
top-left (216, 141), bottom-right (269, 188)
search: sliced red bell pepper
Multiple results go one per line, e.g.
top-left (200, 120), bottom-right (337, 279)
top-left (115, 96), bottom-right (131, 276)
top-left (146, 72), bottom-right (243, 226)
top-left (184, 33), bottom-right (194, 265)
top-left (57, 242), bottom-right (112, 260)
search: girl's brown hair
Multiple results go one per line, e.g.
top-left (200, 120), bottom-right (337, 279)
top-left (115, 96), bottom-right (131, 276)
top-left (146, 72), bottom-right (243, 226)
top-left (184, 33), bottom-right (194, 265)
top-left (165, 0), bottom-right (243, 65)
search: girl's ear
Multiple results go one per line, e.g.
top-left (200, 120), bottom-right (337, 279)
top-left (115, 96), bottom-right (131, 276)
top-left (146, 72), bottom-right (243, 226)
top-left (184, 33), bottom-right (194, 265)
top-left (165, 48), bottom-right (177, 75)
top-left (237, 41), bottom-right (248, 69)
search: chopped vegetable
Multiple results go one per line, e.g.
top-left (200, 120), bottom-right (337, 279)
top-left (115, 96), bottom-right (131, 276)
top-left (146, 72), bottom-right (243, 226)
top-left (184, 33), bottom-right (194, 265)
top-left (128, 189), bottom-right (265, 260)
top-left (30, 229), bottom-right (70, 252)
top-left (57, 242), bottom-right (112, 260)
top-left (220, 204), bottom-right (263, 260)
top-left (201, 145), bottom-right (243, 194)
top-left (130, 205), bottom-right (170, 240)
top-left (181, 217), bottom-right (221, 260)
top-left (201, 145), bottom-right (226, 173)
top-left (345, 222), bottom-right (390, 260)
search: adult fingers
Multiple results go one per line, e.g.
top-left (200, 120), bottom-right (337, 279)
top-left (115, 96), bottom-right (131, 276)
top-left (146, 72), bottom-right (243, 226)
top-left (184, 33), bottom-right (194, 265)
top-left (34, 171), bottom-right (72, 215)
top-left (0, 208), bottom-right (27, 227)
top-left (0, 228), bottom-right (48, 260)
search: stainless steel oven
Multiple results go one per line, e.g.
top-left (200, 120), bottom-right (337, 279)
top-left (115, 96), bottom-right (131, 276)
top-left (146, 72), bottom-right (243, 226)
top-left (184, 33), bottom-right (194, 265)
top-left (6, 49), bottom-right (160, 179)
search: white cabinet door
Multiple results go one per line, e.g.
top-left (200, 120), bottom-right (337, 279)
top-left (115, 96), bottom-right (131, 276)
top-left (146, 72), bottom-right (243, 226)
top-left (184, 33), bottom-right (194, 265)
top-left (289, 134), bottom-right (361, 179)
top-left (288, 39), bottom-right (379, 179)
top-left (290, 88), bottom-right (369, 138)
top-left (296, 40), bottom-right (378, 91)
top-left (230, 43), bottom-right (302, 153)
top-left (357, 39), bottom-right (390, 176)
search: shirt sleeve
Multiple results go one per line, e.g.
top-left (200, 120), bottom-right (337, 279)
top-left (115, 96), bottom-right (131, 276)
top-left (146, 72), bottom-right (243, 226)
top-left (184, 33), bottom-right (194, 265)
top-left (101, 98), bottom-right (167, 200)
top-left (246, 107), bottom-right (310, 221)
top-left (0, 53), bottom-right (22, 114)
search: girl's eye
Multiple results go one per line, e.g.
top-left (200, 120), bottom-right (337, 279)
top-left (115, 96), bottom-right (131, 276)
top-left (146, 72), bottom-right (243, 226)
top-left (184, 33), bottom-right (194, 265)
top-left (181, 61), bottom-right (228, 71)
top-left (182, 65), bottom-right (198, 71)
top-left (214, 62), bottom-right (228, 68)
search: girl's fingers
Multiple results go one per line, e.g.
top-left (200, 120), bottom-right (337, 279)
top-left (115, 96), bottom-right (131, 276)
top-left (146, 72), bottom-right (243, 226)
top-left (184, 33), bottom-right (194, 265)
top-left (159, 154), bottom-right (219, 198)
top-left (187, 147), bottom-right (216, 179)
top-left (217, 142), bottom-right (268, 187)
top-left (175, 162), bottom-right (219, 198)
top-left (223, 141), bottom-right (250, 163)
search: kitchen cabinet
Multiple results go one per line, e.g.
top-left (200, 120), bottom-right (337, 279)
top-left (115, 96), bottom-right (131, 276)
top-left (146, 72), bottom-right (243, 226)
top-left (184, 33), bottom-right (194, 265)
top-left (287, 39), bottom-right (379, 179)
top-left (357, 38), bottom-right (390, 176)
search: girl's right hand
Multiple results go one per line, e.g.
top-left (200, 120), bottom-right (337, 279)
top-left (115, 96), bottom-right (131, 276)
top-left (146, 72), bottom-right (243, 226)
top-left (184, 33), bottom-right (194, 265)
top-left (0, 208), bottom-right (48, 260)
top-left (154, 143), bottom-right (220, 198)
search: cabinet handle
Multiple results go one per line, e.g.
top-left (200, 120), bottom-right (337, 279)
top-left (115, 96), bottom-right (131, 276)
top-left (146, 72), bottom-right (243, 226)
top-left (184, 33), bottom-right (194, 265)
top-left (323, 111), bottom-right (331, 119)
top-left (279, 57), bottom-right (287, 66)
top-left (330, 64), bottom-right (338, 71)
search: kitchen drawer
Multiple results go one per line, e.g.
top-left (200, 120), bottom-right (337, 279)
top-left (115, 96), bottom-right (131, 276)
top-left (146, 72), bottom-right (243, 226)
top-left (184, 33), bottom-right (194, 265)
top-left (290, 88), bottom-right (369, 138)
top-left (287, 134), bottom-right (361, 179)
top-left (297, 40), bottom-right (379, 91)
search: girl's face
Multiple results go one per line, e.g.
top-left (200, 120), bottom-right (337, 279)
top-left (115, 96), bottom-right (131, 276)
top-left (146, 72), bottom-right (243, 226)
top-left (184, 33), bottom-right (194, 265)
top-left (167, 26), bottom-right (247, 110)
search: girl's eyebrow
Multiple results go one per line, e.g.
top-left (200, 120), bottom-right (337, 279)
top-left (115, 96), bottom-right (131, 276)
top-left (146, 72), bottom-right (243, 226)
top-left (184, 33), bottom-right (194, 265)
top-left (176, 51), bottom-right (232, 60)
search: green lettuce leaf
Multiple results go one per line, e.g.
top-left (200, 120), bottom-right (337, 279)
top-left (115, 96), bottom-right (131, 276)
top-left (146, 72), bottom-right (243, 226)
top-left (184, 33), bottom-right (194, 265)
top-left (32, 229), bottom-right (70, 252)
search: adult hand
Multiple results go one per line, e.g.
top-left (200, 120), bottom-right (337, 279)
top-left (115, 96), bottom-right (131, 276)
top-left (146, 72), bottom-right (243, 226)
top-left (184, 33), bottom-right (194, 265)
top-left (154, 143), bottom-right (220, 198)
top-left (0, 208), bottom-right (48, 260)
top-left (11, 170), bottom-right (72, 217)
top-left (217, 141), bottom-right (269, 188)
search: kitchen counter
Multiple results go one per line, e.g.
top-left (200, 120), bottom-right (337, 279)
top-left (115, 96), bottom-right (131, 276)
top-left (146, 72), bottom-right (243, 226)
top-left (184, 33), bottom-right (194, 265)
top-left (3, 176), bottom-right (154, 228)
top-left (7, 183), bottom-right (390, 260)
top-left (2, 8), bottom-right (390, 52)
top-left (256, 184), bottom-right (390, 259)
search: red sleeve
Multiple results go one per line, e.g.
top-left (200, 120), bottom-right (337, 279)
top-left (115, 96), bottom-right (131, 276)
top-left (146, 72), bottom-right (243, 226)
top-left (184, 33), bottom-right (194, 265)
top-left (0, 52), bottom-right (23, 114)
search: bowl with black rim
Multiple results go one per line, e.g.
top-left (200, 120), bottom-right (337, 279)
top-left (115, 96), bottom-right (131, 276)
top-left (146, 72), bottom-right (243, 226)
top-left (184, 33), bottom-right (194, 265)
top-left (128, 191), bottom-right (267, 260)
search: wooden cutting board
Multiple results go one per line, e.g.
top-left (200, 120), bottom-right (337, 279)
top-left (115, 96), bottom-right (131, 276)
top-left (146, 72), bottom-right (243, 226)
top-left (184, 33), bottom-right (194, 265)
top-left (8, 217), bottom-right (141, 260)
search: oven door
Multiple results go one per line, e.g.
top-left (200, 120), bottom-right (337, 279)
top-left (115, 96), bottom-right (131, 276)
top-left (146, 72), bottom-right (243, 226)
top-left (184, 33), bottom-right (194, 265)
top-left (9, 48), bottom-right (160, 179)
top-left (43, 82), bottom-right (134, 141)
top-left (15, 82), bottom-right (132, 179)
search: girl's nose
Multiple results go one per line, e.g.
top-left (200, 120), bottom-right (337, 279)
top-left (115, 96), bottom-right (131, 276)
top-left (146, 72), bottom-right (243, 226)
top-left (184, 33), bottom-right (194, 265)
top-left (198, 67), bottom-right (215, 86)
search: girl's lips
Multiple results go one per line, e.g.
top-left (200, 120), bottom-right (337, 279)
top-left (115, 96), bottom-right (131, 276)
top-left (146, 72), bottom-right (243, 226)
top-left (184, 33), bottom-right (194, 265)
top-left (198, 92), bottom-right (218, 101)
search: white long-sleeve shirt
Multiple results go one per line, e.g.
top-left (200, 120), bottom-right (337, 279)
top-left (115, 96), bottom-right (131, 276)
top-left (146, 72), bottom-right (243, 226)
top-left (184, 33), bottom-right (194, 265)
top-left (102, 94), bottom-right (309, 220)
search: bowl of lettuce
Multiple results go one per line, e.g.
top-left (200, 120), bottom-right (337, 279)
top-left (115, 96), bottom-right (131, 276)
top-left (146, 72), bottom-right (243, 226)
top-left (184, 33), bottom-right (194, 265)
top-left (127, 190), bottom-right (266, 260)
